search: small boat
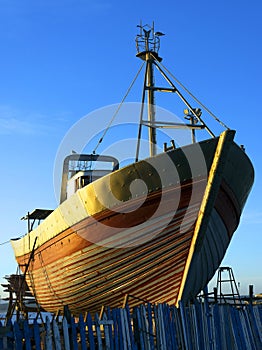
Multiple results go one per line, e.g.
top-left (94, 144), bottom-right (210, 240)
top-left (11, 24), bottom-right (254, 315)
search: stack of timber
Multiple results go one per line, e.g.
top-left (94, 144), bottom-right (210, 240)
top-left (1, 274), bottom-right (43, 323)
top-left (0, 301), bottom-right (261, 349)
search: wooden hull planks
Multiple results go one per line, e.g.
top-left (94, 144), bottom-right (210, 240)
top-left (11, 131), bottom-right (254, 314)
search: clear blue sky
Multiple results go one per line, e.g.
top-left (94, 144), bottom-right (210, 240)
top-left (0, 0), bottom-right (261, 299)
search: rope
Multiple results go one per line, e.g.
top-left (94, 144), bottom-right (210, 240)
top-left (0, 234), bottom-right (24, 246)
top-left (0, 239), bottom-right (10, 246)
top-left (158, 61), bottom-right (230, 130)
top-left (38, 251), bottom-right (63, 303)
top-left (92, 61), bottom-right (145, 154)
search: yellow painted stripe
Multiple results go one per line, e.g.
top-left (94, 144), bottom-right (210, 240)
top-left (176, 130), bottom-right (235, 305)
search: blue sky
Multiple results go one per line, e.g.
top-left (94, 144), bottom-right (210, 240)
top-left (0, 0), bottom-right (261, 299)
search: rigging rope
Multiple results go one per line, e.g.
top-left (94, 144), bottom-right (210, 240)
top-left (0, 235), bottom-right (24, 246)
top-left (0, 239), bottom-right (10, 246)
top-left (92, 61), bottom-right (145, 154)
top-left (158, 61), bottom-right (230, 130)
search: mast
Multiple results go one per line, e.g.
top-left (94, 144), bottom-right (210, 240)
top-left (91, 24), bottom-right (228, 162)
top-left (146, 42), bottom-right (157, 156)
top-left (136, 23), bottom-right (163, 158)
top-left (131, 23), bottom-right (229, 161)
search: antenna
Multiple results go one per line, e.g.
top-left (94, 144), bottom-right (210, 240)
top-left (135, 23), bottom-right (165, 160)
top-left (135, 23), bottom-right (163, 60)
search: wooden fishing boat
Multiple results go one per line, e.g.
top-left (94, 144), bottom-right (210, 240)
top-left (11, 24), bottom-right (254, 315)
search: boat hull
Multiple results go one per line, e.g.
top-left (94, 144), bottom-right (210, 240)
top-left (11, 131), bottom-right (254, 314)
